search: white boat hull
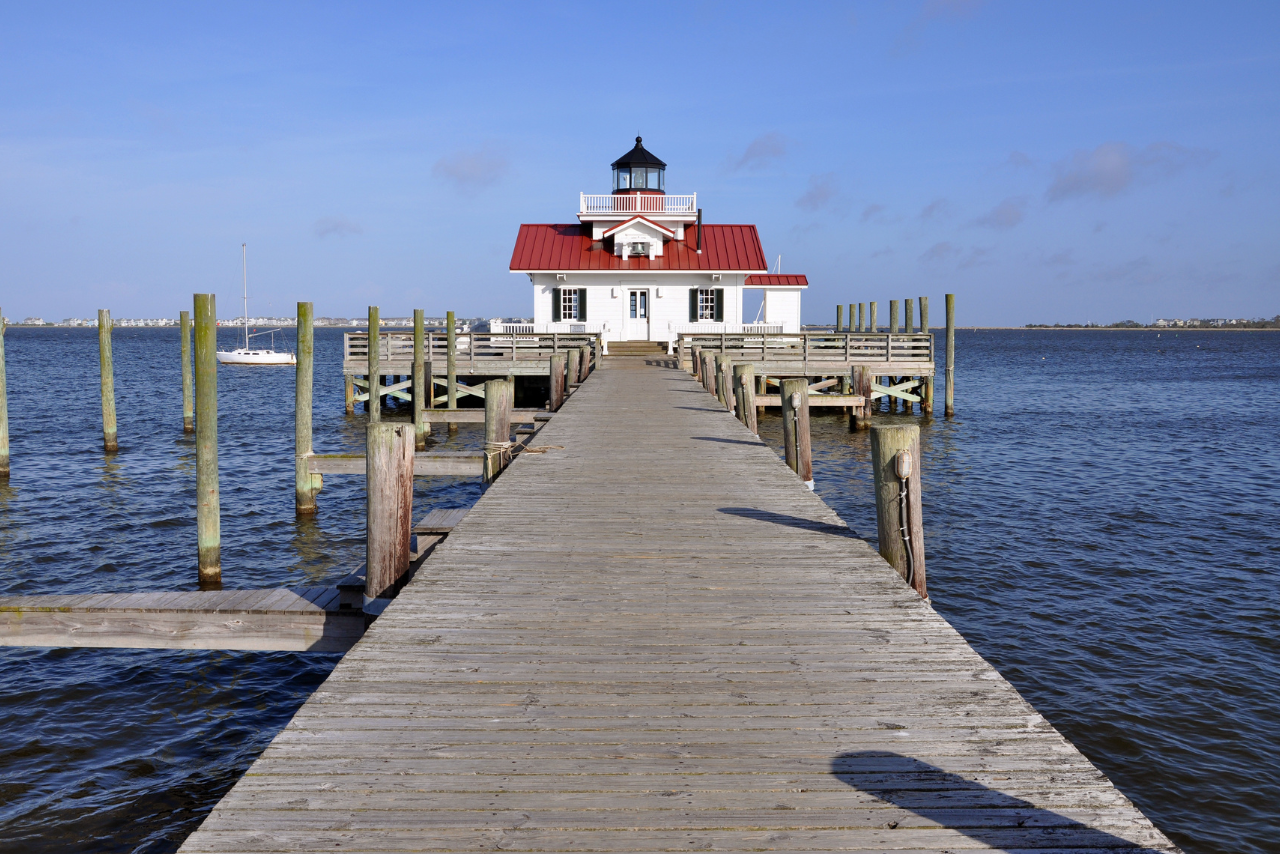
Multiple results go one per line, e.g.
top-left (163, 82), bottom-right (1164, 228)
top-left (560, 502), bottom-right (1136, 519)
top-left (216, 349), bottom-right (296, 366)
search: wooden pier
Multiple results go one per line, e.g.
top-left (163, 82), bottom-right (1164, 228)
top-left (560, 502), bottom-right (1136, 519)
top-left (178, 356), bottom-right (1177, 853)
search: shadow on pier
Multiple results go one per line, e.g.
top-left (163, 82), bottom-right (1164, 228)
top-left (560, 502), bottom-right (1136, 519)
top-left (831, 751), bottom-right (1169, 852)
top-left (719, 506), bottom-right (862, 539)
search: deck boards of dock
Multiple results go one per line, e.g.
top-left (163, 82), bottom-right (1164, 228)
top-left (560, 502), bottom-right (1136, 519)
top-left (178, 357), bottom-right (1178, 852)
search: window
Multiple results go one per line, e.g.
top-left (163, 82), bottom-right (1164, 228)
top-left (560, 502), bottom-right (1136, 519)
top-left (647, 168), bottom-right (663, 191)
top-left (614, 168), bottom-right (631, 190)
top-left (630, 291), bottom-right (647, 319)
top-left (561, 288), bottom-right (579, 321)
top-left (698, 288), bottom-right (718, 321)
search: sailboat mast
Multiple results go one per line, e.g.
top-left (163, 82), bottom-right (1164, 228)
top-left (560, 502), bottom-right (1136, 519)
top-left (242, 243), bottom-right (249, 349)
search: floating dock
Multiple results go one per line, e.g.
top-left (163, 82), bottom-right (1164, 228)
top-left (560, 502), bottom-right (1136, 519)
top-left (178, 356), bottom-right (1177, 853)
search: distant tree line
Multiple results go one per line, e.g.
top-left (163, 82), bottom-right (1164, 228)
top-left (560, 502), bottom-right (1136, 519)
top-left (1025, 316), bottom-right (1280, 330)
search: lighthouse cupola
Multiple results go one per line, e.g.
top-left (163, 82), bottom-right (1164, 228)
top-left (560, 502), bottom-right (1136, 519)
top-left (611, 136), bottom-right (666, 194)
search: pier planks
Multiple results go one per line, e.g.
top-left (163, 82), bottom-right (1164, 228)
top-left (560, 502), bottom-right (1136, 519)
top-left (178, 357), bottom-right (1179, 853)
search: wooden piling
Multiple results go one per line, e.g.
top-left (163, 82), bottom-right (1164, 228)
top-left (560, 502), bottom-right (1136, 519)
top-left (945, 293), bottom-right (955, 417)
top-left (367, 306), bottom-right (380, 423)
top-left (732, 363), bottom-right (757, 434)
top-left (193, 294), bottom-right (221, 588)
top-left (835, 304), bottom-right (843, 332)
top-left (413, 309), bottom-right (428, 449)
top-left (889, 300), bottom-right (900, 334)
top-left (579, 344), bottom-right (591, 382)
top-left (715, 355), bottom-right (732, 409)
top-left (920, 296), bottom-right (929, 333)
top-left (365, 422), bottom-right (414, 603)
top-left (180, 309), bottom-right (194, 433)
top-left (483, 378), bottom-right (514, 482)
top-left (566, 349), bottom-right (581, 392)
top-left (690, 346), bottom-right (702, 380)
top-left (295, 302), bottom-right (320, 516)
top-left (905, 298), bottom-right (914, 334)
top-left (869, 424), bottom-right (927, 598)
top-left (848, 304), bottom-right (855, 334)
top-left (344, 375), bottom-right (355, 415)
top-left (701, 351), bottom-right (716, 394)
top-left (851, 365), bottom-right (872, 430)
top-left (779, 378), bottom-right (812, 485)
top-left (446, 311), bottom-right (457, 433)
top-left (549, 353), bottom-right (566, 410)
top-left (98, 309), bottom-right (118, 452)
top-left (0, 310), bottom-right (8, 479)
top-left (858, 303), bottom-right (865, 332)
top-left (869, 301), bottom-right (878, 332)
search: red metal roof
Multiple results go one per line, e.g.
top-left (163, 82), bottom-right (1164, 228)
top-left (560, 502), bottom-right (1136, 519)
top-left (510, 224), bottom-right (768, 272)
top-left (745, 274), bottom-right (808, 287)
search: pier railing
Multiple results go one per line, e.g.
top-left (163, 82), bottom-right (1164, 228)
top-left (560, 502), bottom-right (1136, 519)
top-left (344, 331), bottom-right (600, 372)
top-left (678, 332), bottom-right (934, 372)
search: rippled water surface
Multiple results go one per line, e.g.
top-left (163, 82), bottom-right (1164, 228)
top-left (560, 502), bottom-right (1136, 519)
top-left (0, 328), bottom-right (1277, 853)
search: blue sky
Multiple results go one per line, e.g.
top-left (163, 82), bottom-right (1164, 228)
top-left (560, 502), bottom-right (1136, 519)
top-left (1, 1), bottom-right (1277, 325)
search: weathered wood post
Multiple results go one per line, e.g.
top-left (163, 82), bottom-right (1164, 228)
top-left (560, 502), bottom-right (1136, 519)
top-left (579, 344), bottom-right (591, 382)
top-left (869, 301), bottom-right (878, 332)
top-left (779, 378), bottom-right (813, 486)
top-left (858, 303), bottom-right (866, 332)
top-left (367, 306), bottom-right (380, 422)
top-left (344, 375), bottom-right (355, 415)
top-left (890, 300), bottom-right (900, 333)
top-left (733, 363), bottom-right (757, 434)
top-left (848, 304), bottom-right (856, 334)
top-left (835, 304), bottom-right (843, 332)
top-left (851, 365), bottom-right (872, 430)
top-left (180, 309), bottom-right (194, 433)
top-left (945, 293), bottom-right (955, 417)
top-left (446, 310), bottom-right (458, 433)
top-left (903, 299), bottom-right (915, 414)
top-left (193, 294), bottom-right (221, 588)
top-left (756, 373), bottom-right (767, 420)
top-left (715, 354), bottom-right (733, 409)
top-left (691, 345), bottom-right (702, 380)
top-left (870, 424), bottom-right (927, 598)
top-left (98, 309), bottom-right (118, 452)
top-left (365, 421), bottom-right (414, 607)
top-left (0, 310), bottom-right (8, 479)
top-left (295, 301), bottom-right (321, 516)
top-left (566, 348), bottom-right (581, 390)
top-left (549, 353), bottom-right (566, 410)
top-left (413, 309), bottom-right (428, 448)
top-left (920, 296), bottom-right (933, 416)
top-left (700, 351), bottom-right (715, 394)
top-left (483, 378), bottom-right (514, 482)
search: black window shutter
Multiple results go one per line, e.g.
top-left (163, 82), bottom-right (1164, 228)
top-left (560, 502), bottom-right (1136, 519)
top-left (714, 288), bottom-right (724, 322)
top-left (552, 288), bottom-right (561, 322)
top-left (578, 288), bottom-right (587, 321)
top-left (689, 288), bottom-right (698, 322)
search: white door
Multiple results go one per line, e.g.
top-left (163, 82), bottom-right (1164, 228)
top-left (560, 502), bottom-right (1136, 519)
top-left (624, 289), bottom-right (650, 340)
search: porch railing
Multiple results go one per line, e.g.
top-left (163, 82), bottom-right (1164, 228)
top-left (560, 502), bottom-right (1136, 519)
top-left (579, 193), bottom-right (697, 215)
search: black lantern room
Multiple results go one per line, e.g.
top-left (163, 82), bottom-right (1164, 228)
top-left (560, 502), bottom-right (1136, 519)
top-left (611, 136), bottom-right (666, 194)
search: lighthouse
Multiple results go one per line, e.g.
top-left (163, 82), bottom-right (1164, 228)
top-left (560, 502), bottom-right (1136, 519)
top-left (509, 137), bottom-right (807, 351)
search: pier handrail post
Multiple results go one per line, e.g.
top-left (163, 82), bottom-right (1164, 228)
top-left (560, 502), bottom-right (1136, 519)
top-left (566, 349), bottom-right (580, 391)
top-left (295, 301), bottom-right (320, 516)
top-left (98, 309), bottom-right (118, 452)
top-left (548, 353), bottom-right (566, 410)
top-left (715, 354), bottom-right (732, 409)
top-left (870, 424), bottom-right (927, 598)
top-left (733, 363), bottom-right (757, 434)
top-left (779, 378), bottom-right (812, 486)
top-left (180, 309), bottom-right (194, 433)
top-left (0, 309), bottom-right (7, 479)
top-left (413, 309), bottom-right (428, 449)
top-left (365, 421), bottom-right (413, 606)
top-left (193, 294), bottom-right (221, 588)
top-left (945, 293), bottom-right (956, 417)
top-left (446, 309), bottom-right (457, 410)
top-left (483, 378), bottom-right (514, 482)
top-left (367, 306), bottom-right (380, 423)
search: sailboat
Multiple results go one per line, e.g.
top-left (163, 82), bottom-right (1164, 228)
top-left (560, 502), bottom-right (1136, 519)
top-left (216, 243), bottom-right (296, 366)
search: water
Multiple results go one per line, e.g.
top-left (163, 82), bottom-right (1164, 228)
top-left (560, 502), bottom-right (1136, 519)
top-left (1, 328), bottom-right (1277, 853)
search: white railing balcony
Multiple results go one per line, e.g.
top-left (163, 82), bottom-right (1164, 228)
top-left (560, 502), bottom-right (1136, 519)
top-left (580, 193), bottom-right (697, 215)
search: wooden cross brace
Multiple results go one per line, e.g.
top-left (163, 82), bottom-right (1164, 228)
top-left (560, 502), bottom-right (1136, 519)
top-left (870, 378), bottom-right (922, 402)
top-left (431, 376), bottom-right (485, 406)
top-left (351, 377), bottom-right (413, 403)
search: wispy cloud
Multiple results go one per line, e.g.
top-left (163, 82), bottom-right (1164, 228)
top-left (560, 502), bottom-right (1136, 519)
top-left (921, 241), bottom-right (959, 263)
top-left (433, 145), bottom-right (509, 191)
top-left (896, 0), bottom-right (987, 52)
top-left (733, 133), bottom-right (787, 170)
top-left (796, 173), bottom-right (840, 212)
top-left (1005, 151), bottom-right (1033, 168)
top-left (972, 196), bottom-right (1027, 229)
top-left (1045, 249), bottom-right (1076, 267)
top-left (920, 198), bottom-right (950, 219)
top-left (1046, 141), bottom-right (1214, 202)
top-left (861, 203), bottom-right (886, 223)
top-left (313, 216), bottom-right (363, 239)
